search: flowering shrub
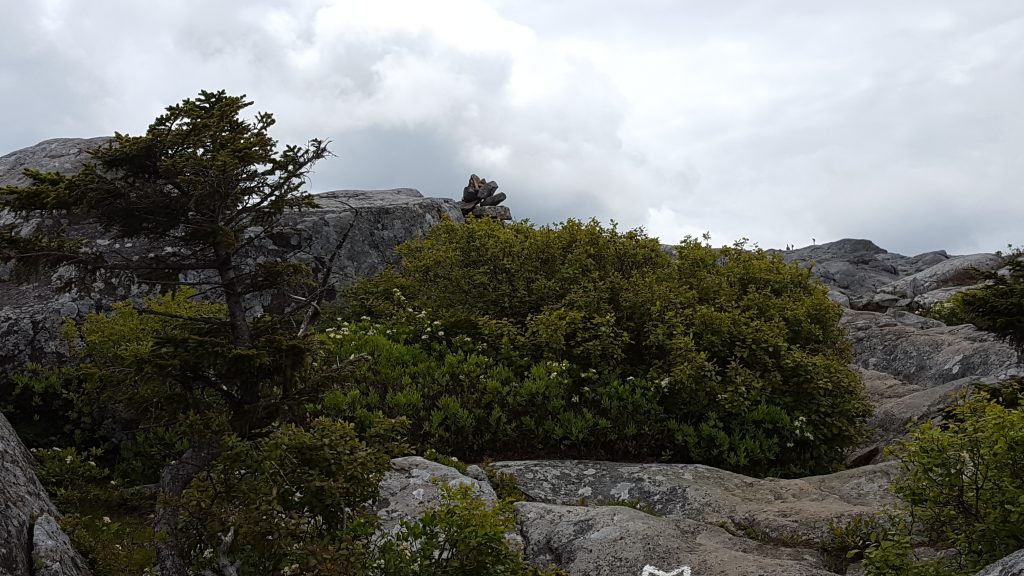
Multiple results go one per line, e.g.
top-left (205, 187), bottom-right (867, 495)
top-left (334, 218), bottom-right (870, 477)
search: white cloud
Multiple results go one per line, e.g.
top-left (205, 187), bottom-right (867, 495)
top-left (2, 0), bottom-right (1023, 255)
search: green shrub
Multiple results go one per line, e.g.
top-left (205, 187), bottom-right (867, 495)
top-left (927, 293), bottom-right (973, 327)
top-left (422, 448), bottom-right (469, 474)
top-left (334, 218), bottom-right (870, 477)
top-left (857, 385), bottom-right (1024, 575)
top-left (178, 418), bottom-right (558, 576)
top-left (378, 484), bottom-right (564, 576)
top-left (58, 514), bottom-right (155, 576)
top-left (820, 513), bottom-right (902, 574)
top-left (954, 257), bottom-right (1024, 358)
top-left (885, 386), bottom-right (1024, 570)
top-left (179, 418), bottom-right (390, 575)
top-left (32, 447), bottom-right (156, 575)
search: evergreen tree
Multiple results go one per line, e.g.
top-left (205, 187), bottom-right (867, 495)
top-left (0, 90), bottom-right (333, 576)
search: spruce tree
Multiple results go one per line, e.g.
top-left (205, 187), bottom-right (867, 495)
top-left (0, 90), bottom-right (334, 575)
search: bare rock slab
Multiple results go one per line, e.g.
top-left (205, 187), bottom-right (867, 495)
top-left (32, 515), bottom-right (92, 576)
top-left (1, 413), bottom-right (90, 576)
top-left (492, 460), bottom-right (898, 545)
top-left (516, 503), bottom-right (833, 576)
top-left (842, 310), bottom-right (1022, 387)
top-left (376, 456), bottom-right (498, 537)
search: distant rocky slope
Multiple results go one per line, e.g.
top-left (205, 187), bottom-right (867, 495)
top-left (777, 238), bottom-right (1008, 311)
top-left (1, 138), bottom-right (1021, 575)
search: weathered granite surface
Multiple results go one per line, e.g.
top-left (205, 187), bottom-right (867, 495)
top-left (0, 413), bottom-right (89, 576)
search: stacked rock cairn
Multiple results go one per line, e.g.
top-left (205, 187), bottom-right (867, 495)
top-left (459, 174), bottom-right (508, 217)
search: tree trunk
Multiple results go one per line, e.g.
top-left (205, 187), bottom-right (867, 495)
top-left (215, 251), bottom-right (251, 347)
top-left (154, 443), bottom-right (219, 576)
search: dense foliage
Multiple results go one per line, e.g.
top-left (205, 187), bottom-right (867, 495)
top-left (335, 218), bottom-right (871, 477)
top-left (840, 384), bottom-right (1024, 575)
top-left (0, 91), bottom-right (552, 576)
top-left (13, 296), bottom-right (560, 576)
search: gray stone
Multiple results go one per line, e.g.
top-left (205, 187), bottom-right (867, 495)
top-left (827, 289), bottom-right (851, 308)
top-left (780, 239), bottom-right (899, 298)
top-left (465, 464), bottom-right (489, 483)
top-left (877, 253), bottom-right (1005, 299)
top-left (975, 548), bottom-right (1024, 575)
top-left (492, 459), bottom-right (898, 546)
top-left (855, 376), bottom-right (985, 465)
top-left (469, 205), bottom-right (512, 220)
top-left (842, 310), bottom-right (1022, 387)
top-left (516, 502), bottom-right (833, 576)
top-left (913, 284), bottom-right (984, 310)
top-left (1, 413), bottom-right (89, 576)
top-left (0, 137), bottom-right (111, 188)
top-left (32, 514), bottom-right (92, 576)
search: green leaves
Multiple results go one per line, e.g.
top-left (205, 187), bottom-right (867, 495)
top-left (869, 384), bottom-right (1024, 573)
top-left (336, 219), bottom-right (870, 477)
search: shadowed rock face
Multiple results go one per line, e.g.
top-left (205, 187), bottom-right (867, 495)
top-left (842, 310), bottom-right (1021, 387)
top-left (1, 413), bottom-right (90, 576)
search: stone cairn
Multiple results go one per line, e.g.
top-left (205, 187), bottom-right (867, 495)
top-left (459, 174), bottom-right (510, 219)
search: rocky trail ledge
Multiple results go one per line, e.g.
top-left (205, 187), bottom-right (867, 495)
top-left (1, 138), bottom-right (1022, 575)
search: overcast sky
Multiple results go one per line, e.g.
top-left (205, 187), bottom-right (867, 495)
top-left (3, 1), bottom-right (1023, 255)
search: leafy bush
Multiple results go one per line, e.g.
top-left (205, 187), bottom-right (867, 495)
top-left (32, 447), bottom-right (156, 575)
top-left (378, 484), bottom-right (563, 576)
top-left (884, 385), bottom-right (1024, 571)
top-left (927, 293), bottom-right (973, 327)
top-left (179, 418), bottom-right (390, 575)
top-left (333, 218), bottom-right (870, 477)
top-left (855, 384), bottom-right (1024, 575)
top-left (178, 418), bottom-right (561, 576)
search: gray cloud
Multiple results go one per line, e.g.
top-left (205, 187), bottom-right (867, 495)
top-left (2, 0), bottom-right (1022, 255)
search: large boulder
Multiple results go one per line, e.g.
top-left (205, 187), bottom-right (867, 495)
top-left (875, 253), bottom-right (1005, 299)
top-left (778, 240), bottom-right (1004, 313)
top-left (492, 459), bottom-right (897, 544)
top-left (0, 138), bottom-right (111, 188)
top-left (842, 309), bottom-right (1022, 387)
top-left (0, 412), bottom-right (90, 576)
top-left (781, 239), bottom-right (900, 298)
top-left (516, 502), bottom-right (832, 576)
top-left (376, 456), bottom-right (498, 537)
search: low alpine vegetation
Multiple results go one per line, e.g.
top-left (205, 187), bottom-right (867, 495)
top-left (332, 218), bottom-right (872, 477)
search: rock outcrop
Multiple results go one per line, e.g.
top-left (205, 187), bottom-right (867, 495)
top-left (0, 413), bottom-right (90, 576)
top-left (842, 310), bottom-right (1021, 386)
top-left (491, 460), bottom-right (897, 545)
top-left (778, 239), bottom-right (1007, 313)
top-left (3, 137), bottom-right (1021, 576)
top-left (0, 138), bottom-right (111, 189)
top-left (842, 308), bottom-right (1021, 465)
top-left (0, 138), bottom-right (465, 379)
top-left (376, 456), bottom-right (498, 537)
